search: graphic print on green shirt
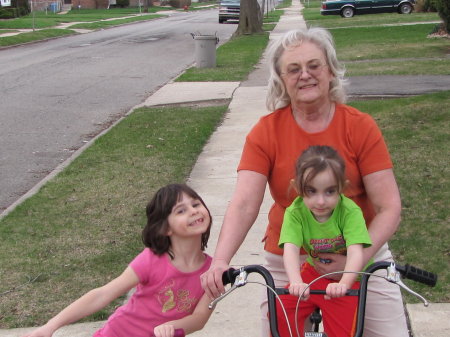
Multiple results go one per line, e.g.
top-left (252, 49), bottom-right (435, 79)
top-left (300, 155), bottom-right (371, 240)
top-left (279, 195), bottom-right (372, 267)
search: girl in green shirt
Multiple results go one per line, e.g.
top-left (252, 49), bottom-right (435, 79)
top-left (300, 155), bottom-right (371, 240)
top-left (278, 145), bottom-right (371, 337)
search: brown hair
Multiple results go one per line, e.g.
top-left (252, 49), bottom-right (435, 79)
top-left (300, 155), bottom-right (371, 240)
top-left (142, 184), bottom-right (212, 258)
top-left (294, 145), bottom-right (346, 196)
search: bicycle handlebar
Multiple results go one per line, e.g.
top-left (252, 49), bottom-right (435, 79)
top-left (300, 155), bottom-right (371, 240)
top-left (219, 261), bottom-right (437, 337)
top-left (275, 288), bottom-right (360, 296)
top-left (223, 262), bottom-right (437, 288)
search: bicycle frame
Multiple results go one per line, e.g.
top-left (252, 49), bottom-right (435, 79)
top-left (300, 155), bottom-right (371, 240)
top-left (211, 261), bottom-right (437, 337)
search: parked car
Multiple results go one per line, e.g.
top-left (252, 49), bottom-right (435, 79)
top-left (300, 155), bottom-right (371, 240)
top-left (219, 0), bottom-right (240, 23)
top-left (320, 0), bottom-right (416, 18)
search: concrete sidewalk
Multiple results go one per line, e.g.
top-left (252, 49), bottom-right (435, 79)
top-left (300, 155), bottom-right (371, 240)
top-left (1, 1), bottom-right (448, 336)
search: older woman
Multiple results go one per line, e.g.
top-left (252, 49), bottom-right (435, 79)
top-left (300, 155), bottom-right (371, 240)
top-left (201, 28), bottom-right (408, 337)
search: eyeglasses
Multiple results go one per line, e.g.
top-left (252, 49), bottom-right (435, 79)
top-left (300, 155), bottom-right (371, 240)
top-left (281, 62), bottom-right (327, 80)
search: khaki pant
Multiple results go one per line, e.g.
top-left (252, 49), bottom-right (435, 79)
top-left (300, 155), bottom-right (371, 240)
top-left (260, 243), bottom-right (409, 337)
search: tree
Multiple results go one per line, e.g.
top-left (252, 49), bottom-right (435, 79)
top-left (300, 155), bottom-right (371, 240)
top-left (233, 0), bottom-right (263, 37)
top-left (433, 0), bottom-right (449, 34)
top-left (143, 0), bottom-right (154, 12)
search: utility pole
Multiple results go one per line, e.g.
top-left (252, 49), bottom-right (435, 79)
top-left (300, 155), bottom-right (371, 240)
top-left (31, 0), bottom-right (36, 31)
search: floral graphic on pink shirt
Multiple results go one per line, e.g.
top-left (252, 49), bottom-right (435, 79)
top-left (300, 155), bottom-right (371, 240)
top-left (157, 280), bottom-right (197, 314)
top-left (158, 280), bottom-right (176, 313)
top-left (177, 289), bottom-right (196, 313)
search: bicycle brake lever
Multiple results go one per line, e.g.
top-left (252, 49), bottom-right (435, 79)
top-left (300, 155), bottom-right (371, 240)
top-left (386, 263), bottom-right (430, 307)
top-left (208, 284), bottom-right (237, 309)
top-left (208, 267), bottom-right (248, 309)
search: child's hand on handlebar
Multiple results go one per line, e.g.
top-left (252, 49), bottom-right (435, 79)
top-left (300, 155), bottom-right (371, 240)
top-left (288, 282), bottom-right (310, 300)
top-left (201, 259), bottom-right (229, 299)
top-left (153, 323), bottom-right (175, 337)
top-left (325, 282), bottom-right (348, 299)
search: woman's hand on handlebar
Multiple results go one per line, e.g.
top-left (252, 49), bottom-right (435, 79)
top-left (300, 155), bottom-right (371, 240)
top-left (288, 282), bottom-right (310, 301)
top-left (314, 253), bottom-right (346, 280)
top-left (201, 259), bottom-right (229, 299)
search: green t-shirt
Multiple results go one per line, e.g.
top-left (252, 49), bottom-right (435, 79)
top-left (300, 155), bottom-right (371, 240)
top-left (279, 195), bottom-right (372, 266)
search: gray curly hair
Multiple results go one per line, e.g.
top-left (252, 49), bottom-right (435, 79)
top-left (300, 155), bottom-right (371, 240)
top-left (266, 27), bottom-right (347, 111)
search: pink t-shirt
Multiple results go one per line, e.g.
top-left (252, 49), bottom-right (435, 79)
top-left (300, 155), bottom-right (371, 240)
top-left (94, 248), bottom-right (212, 337)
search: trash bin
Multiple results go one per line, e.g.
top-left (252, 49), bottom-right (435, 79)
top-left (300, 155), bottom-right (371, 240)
top-left (191, 33), bottom-right (219, 69)
top-left (49, 2), bottom-right (58, 13)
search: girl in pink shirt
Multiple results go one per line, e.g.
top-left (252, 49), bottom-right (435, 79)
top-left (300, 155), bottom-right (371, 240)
top-left (23, 184), bottom-right (213, 337)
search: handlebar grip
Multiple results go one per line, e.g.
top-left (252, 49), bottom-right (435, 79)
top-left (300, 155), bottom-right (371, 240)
top-left (149, 329), bottom-right (185, 337)
top-left (222, 268), bottom-right (237, 286)
top-left (310, 289), bottom-right (359, 296)
top-left (403, 264), bottom-right (437, 286)
top-left (174, 329), bottom-right (185, 337)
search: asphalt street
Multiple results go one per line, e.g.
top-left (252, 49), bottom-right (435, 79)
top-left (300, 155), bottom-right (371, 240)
top-left (1, 7), bottom-right (450, 219)
top-left (0, 9), bottom-right (236, 215)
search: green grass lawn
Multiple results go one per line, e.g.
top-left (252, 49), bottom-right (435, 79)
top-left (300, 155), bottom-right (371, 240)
top-left (349, 91), bottom-right (450, 302)
top-left (0, 8), bottom-right (166, 29)
top-left (304, 8), bottom-right (441, 28)
top-left (177, 33), bottom-right (270, 82)
top-left (0, 104), bottom-right (228, 328)
top-left (0, 29), bottom-right (77, 46)
top-left (68, 14), bottom-right (165, 30)
top-left (334, 24), bottom-right (450, 75)
top-left (0, 7), bottom-right (171, 48)
top-left (302, 1), bottom-right (450, 76)
top-left (334, 24), bottom-right (448, 60)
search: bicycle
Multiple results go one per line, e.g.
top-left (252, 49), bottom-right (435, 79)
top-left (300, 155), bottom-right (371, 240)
top-left (208, 261), bottom-right (438, 337)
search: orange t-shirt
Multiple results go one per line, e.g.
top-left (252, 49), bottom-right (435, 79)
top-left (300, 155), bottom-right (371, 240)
top-left (237, 104), bottom-right (393, 255)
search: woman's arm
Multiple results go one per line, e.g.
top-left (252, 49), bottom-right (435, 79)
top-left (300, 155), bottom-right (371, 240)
top-left (153, 293), bottom-right (213, 337)
top-left (22, 267), bottom-right (139, 337)
top-left (201, 170), bottom-right (267, 298)
top-left (316, 169), bottom-right (401, 276)
top-left (361, 168), bottom-right (401, 263)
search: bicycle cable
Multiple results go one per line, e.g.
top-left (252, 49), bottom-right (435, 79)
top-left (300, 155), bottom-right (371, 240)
top-left (293, 271), bottom-right (389, 337)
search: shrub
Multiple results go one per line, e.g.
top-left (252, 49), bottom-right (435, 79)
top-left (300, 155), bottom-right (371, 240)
top-left (116, 0), bottom-right (129, 7)
top-left (0, 0), bottom-right (29, 18)
top-left (169, 0), bottom-right (191, 8)
top-left (415, 0), bottom-right (437, 12)
top-left (0, 8), bottom-right (13, 19)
